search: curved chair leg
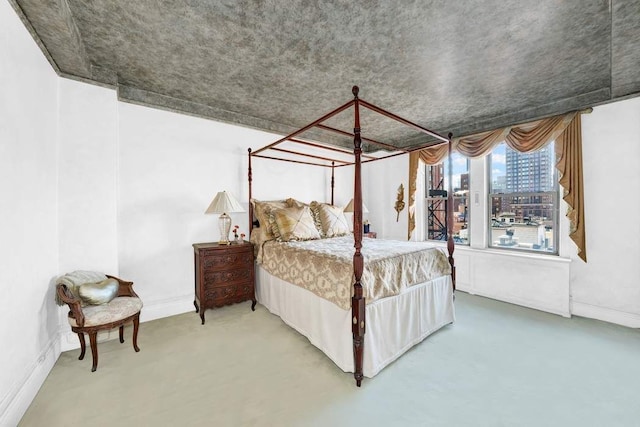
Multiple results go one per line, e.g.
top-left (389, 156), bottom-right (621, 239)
top-left (119, 325), bottom-right (125, 343)
top-left (77, 333), bottom-right (86, 360)
top-left (89, 331), bottom-right (99, 372)
top-left (132, 313), bottom-right (140, 352)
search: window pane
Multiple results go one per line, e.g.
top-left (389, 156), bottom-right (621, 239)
top-left (489, 142), bottom-right (557, 254)
top-left (425, 153), bottom-right (469, 245)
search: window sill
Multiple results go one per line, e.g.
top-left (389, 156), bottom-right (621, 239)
top-left (426, 241), bottom-right (572, 263)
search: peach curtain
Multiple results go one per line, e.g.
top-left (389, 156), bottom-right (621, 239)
top-left (407, 111), bottom-right (586, 261)
top-left (555, 114), bottom-right (586, 261)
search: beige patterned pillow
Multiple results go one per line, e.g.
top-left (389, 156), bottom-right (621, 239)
top-left (289, 198), bottom-right (323, 233)
top-left (308, 201), bottom-right (326, 235)
top-left (311, 202), bottom-right (350, 238)
top-left (286, 198), bottom-right (307, 208)
top-left (269, 206), bottom-right (321, 242)
top-left (251, 199), bottom-right (288, 240)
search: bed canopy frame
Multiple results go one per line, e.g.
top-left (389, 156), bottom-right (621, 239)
top-left (248, 86), bottom-right (455, 386)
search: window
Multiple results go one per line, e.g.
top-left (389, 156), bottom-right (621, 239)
top-left (488, 142), bottom-right (558, 254)
top-left (425, 153), bottom-right (469, 245)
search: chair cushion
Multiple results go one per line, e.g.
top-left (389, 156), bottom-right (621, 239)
top-left (69, 297), bottom-right (143, 327)
top-left (78, 278), bottom-right (119, 305)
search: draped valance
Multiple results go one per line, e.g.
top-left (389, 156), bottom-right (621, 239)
top-left (408, 111), bottom-right (587, 262)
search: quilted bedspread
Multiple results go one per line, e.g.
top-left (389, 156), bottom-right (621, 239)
top-left (259, 235), bottom-right (451, 310)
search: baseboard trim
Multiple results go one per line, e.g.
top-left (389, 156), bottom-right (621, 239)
top-left (0, 337), bottom-right (60, 427)
top-left (571, 301), bottom-right (640, 328)
top-left (459, 287), bottom-right (571, 318)
top-left (139, 294), bottom-right (194, 323)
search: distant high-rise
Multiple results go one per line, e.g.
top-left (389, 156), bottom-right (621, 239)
top-left (503, 144), bottom-right (555, 221)
top-left (492, 175), bottom-right (506, 192)
top-left (505, 145), bottom-right (554, 192)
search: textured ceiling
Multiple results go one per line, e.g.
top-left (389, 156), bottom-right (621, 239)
top-left (9, 0), bottom-right (640, 151)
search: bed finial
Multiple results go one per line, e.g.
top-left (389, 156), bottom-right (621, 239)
top-left (331, 161), bottom-right (335, 206)
top-left (448, 132), bottom-right (453, 140)
top-left (352, 86), bottom-right (359, 98)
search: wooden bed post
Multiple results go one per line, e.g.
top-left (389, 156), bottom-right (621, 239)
top-left (331, 161), bottom-right (335, 205)
top-left (248, 148), bottom-right (253, 236)
top-left (446, 133), bottom-right (456, 291)
top-left (351, 86), bottom-right (365, 387)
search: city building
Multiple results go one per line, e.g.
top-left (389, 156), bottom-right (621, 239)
top-left (501, 145), bottom-right (556, 223)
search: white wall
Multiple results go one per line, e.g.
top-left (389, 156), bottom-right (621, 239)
top-left (116, 102), bottom-right (329, 321)
top-left (52, 86), bottom-right (335, 332)
top-left (363, 155), bottom-right (409, 239)
top-left (57, 79), bottom-right (119, 274)
top-left (55, 79), bottom-right (121, 351)
top-left (0, 2), bottom-right (60, 425)
top-left (571, 97), bottom-right (640, 326)
top-left (332, 164), bottom-right (355, 209)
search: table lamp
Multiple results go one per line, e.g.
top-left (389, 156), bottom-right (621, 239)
top-left (343, 198), bottom-right (369, 214)
top-left (344, 198), bottom-right (370, 233)
top-left (205, 191), bottom-right (245, 244)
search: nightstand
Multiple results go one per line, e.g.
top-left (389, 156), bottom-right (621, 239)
top-left (193, 242), bottom-right (256, 325)
top-left (364, 232), bottom-right (377, 238)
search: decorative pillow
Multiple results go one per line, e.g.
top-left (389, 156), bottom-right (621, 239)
top-left (251, 199), bottom-right (288, 240)
top-left (308, 201), bottom-right (325, 235)
top-left (269, 205), bottom-right (321, 242)
top-left (289, 199), bottom-right (322, 233)
top-left (311, 202), bottom-right (350, 238)
top-left (78, 278), bottom-right (119, 306)
top-left (249, 226), bottom-right (265, 246)
top-left (286, 198), bottom-right (307, 208)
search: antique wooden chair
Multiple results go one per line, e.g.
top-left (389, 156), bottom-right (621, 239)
top-left (56, 274), bottom-right (143, 372)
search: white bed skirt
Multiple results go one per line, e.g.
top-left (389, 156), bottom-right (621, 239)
top-left (256, 265), bottom-right (455, 378)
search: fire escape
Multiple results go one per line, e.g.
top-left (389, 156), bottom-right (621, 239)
top-left (427, 179), bottom-right (448, 241)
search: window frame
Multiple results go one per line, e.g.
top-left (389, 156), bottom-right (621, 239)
top-left (419, 145), bottom-right (563, 257)
top-left (487, 143), bottom-right (560, 256)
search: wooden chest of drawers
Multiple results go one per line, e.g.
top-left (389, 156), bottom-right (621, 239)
top-left (193, 242), bottom-right (256, 324)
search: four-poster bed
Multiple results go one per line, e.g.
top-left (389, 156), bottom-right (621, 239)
top-left (248, 86), bottom-right (456, 387)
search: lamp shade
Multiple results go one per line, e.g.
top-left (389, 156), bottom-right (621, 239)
top-left (205, 191), bottom-right (245, 214)
top-left (343, 198), bottom-right (369, 213)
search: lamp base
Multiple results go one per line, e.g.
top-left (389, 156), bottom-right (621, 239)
top-left (218, 212), bottom-right (231, 245)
